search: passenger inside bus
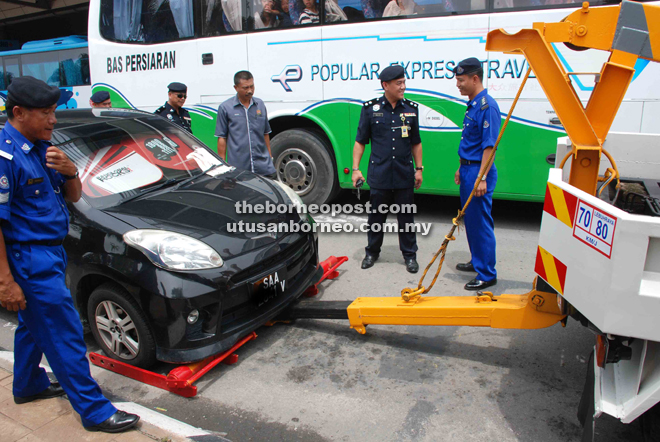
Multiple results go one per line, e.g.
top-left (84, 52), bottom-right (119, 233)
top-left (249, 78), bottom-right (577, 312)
top-left (254, 0), bottom-right (281, 28)
top-left (299, 0), bottom-right (320, 24)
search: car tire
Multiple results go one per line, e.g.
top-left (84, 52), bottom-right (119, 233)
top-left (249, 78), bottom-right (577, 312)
top-left (272, 129), bottom-right (339, 205)
top-left (87, 283), bottom-right (157, 369)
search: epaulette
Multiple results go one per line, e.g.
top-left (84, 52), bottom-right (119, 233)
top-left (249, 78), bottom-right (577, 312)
top-left (363, 98), bottom-right (379, 107)
top-left (405, 99), bottom-right (418, 108)
top-left (0, 139), bottom-right (14, 161)
top-left (155, 105), bottom-right (166, 114)
top-left (480, 96), bottom-right (488, 110)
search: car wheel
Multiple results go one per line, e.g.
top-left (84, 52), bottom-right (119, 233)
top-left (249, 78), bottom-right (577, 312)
top-left (272, 129), bottom-right (339, 205)
top-left (87, 283), bottom-right (156, 369)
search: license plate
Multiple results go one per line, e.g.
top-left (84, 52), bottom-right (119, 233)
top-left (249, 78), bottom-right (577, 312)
top-left (253, 269), bottom-right (287, 308)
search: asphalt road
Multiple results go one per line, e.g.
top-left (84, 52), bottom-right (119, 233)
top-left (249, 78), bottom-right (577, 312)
top-left (0, 191), bottom-right (645, 442)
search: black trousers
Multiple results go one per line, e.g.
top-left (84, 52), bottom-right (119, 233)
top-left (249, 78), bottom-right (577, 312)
top-left (365, 187), bottom-right (418, 260)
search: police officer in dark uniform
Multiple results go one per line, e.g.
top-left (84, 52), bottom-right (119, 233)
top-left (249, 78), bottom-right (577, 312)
top-left (453, 57), bottom-right (501, 290)
top-left (352, 65), bottom-right (423, 273)
top-left (0, 77), bottom-right (140, 433)
top-left (155, 82), bottom-right (192, 134)
top-left (89, 90), bottom-right (112, 108)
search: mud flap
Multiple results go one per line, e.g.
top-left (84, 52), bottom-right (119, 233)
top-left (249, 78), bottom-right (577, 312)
top-left (577, 350), bottom-right (596, 442)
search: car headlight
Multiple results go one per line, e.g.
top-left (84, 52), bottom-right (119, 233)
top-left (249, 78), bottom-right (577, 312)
top-left (273, 180), bottom-right (308, 222)
top-left (123, 230), bottom-right (223, 271)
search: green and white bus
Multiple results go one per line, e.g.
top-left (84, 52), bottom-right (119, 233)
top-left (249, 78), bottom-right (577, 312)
top-left (88, 0), bottom-right (659, 204)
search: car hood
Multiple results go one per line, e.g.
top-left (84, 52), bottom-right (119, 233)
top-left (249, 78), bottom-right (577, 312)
top-left (104, 170), bottom-right (300, 259)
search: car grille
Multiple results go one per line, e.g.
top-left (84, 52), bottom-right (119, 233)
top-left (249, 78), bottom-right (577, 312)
top-left (219, 234), bottom-right (316, 334)
top-left (229, 234), bottom-right (308, 285)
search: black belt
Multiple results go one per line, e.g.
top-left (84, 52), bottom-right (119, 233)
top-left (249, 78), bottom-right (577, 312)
top-left (460, 159), bottom-right (481, 166)
top-left (5, 239), bottom-right (64, 246)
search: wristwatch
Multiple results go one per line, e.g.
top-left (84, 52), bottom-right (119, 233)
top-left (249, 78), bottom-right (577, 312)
top-left (63, 169), bottom-right (79, 180)
top-left (352, 167), bottom-right (360, 171)
top-left (481, 174), bottom-right (487, 181)
top-left (415, 166), bottom-right (424, 171)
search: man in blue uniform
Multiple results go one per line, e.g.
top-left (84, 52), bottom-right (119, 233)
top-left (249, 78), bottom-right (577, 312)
top-left (155, 82), bottom-right (193, 134)
top-left (0, 77), bottom-right (139, 433)
top-left (352, 65), bottom-right (424, 273)
top-left (453, 57), bottom-right (501, 290)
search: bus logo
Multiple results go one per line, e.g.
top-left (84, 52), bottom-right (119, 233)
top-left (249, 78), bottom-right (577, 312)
top-left (271, 65), bottom-right (303, 92)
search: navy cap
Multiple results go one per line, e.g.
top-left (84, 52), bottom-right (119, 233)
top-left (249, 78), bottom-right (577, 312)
top-left (90, 90), bottom-right (111, 103)
top-left (379, 65), bottom-right (405, 83)
top-left (453, 57), bottom-right (483, 76)
top-left (168, 82), bottom-right (187, 92)
top-left (7, 76), bottom-right (60, 108)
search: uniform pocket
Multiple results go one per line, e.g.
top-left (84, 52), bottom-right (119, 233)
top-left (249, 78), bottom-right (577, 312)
top-left (20, 182), bottom-right (54, 216)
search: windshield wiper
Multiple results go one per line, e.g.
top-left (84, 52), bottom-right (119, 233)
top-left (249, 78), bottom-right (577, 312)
top-left (117, 176), bottom-right (186, 205)
top-left (116, 165), bottom-right (221, 206)
top-left (174, 164), bottom-right (221, 190)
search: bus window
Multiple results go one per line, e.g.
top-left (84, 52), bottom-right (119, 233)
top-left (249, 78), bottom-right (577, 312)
top-left (59, 49), bottom-right (90, 86)
top-left (100, 0), bottom-right (194, 43)
top-left (3, 57), bottom-right (20, 89)
top-left (22, 52), bottom-right (60, 86)
top-left (201, 0), bottom-right (246, 34)
top-left (324, 0), bottom-right (348, 21)
top-left (336, 0), bottom-right (364, 21)
top-left (252, 0), bottom-right (283, 28)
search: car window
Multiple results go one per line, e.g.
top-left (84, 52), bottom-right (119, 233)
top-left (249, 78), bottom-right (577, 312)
top-left (54, 117), bottom-right (226, 209)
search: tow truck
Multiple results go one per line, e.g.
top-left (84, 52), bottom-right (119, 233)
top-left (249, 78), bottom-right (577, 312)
top-left (282, 1), bottom-right (660, 439)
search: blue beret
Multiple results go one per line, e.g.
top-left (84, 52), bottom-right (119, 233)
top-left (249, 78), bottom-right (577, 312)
top-left (7, 76), bottom-right (60, 108)
top-left (90, 90), bottom-right (110, 103)
top-left (453, 57), bottom-right (483, 76)
top-left (168, 82), bottom-right (187, 92)
top-left (379, 65), bottom-right (405, 83)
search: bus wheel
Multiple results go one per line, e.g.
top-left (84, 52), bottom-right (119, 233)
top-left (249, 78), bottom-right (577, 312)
top-left (272, 129), bottom-right (338, 204)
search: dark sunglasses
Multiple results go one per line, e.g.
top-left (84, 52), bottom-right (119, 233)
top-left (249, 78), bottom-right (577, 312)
top-left (176, 94), bottom-right (187, 99)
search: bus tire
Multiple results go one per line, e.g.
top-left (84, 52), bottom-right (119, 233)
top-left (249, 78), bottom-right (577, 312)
top-left (272, 129), bottom-right (339, 205)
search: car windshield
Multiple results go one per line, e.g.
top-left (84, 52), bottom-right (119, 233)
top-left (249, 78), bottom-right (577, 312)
top-left (52, 116), bottom-right (227, 209)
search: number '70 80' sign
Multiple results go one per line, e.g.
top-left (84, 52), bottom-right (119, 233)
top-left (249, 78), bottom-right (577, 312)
top-left (572, 199), bottom-right (617, 259)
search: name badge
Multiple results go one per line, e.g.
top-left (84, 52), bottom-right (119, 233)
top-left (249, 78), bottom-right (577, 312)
top-left (401, 126), bottom-right (409, 138)
top-left (373, 113), bottom-right (383, 117)
top-left (27, 177), bottom-right (44, 186)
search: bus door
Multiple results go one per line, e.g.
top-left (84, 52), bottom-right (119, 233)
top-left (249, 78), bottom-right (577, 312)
top-left (196, 0), bottom-right (250, 108)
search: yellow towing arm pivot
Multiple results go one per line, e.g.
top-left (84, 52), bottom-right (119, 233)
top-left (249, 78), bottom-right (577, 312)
top-left (344, 1), bottom-right (660, 335)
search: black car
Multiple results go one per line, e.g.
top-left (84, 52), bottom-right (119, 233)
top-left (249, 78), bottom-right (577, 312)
top-left (12, 109), bottom-right (320, 368)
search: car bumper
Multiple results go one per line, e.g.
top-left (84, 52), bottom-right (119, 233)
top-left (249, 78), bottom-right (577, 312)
top-left (154, 233), bottom-right (320, 363)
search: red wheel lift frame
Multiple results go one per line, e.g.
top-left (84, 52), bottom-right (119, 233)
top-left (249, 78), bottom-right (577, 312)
top-left (88, 256), bottom-right (348, 398)
top-left (303, 256), bottom-right (348, 297)
top-left (89, 332), bottom-right (257, 398)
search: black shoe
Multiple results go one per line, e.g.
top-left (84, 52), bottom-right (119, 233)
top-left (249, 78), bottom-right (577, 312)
top-left (405, 258), bottom-right (419, 273)
top-left (14, 382), bottom-right (66, 404)
top-left (361, 255), bottom-right (378, 269)
top-left (85, 410), bottom-right (140, 433)
top-left (456, 261), bottom-right (475, 272)
top-left (464, 278), bottom-right (497, 291)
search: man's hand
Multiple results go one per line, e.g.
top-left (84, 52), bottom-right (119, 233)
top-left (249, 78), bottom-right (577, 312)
top-left (414, 170), bottom-right (423, 189)
top-left (475, 180), bottom-right (487, 197)
top-left (0, 280), bottom-right (26, 311)
top-left (46, 146), bottom-right (77, 176)
top-left (454, 168), bottom-right (460, 185)
top-left (352, 170), bottom-right (365, 187)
